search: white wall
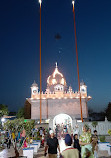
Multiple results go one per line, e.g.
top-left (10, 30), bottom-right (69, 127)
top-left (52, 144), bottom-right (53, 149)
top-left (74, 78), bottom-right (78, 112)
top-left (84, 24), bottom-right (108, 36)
top-left (73, 119), bottom-right (111, 135)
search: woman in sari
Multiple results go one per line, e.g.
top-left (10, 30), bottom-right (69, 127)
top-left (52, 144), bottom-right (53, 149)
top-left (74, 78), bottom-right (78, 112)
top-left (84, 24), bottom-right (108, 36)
top-left (79, 125), bottom-right (94, 158)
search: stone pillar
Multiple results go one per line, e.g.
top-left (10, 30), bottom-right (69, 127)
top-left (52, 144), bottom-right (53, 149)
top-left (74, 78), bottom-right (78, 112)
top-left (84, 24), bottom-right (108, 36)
top-left (72, 119), bottom-right (77, 129)
top-left (49, 119), bottom-right (53, 130)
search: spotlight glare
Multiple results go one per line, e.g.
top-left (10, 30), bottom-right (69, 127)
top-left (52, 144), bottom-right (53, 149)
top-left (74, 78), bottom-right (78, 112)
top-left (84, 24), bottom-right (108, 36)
top-left (39, 0), bottom-right (42, 6)
top-left (72, 0), bottom-right (75, 5)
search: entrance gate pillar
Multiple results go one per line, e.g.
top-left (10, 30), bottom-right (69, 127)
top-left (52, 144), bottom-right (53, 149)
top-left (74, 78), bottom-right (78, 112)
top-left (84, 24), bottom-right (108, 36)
top-left (49, 119), bottom-right (53, 130)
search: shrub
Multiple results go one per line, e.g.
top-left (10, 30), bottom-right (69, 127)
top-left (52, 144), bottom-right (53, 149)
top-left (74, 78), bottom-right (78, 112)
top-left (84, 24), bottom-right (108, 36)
top-left (108, 129), bottom-right (111, 136)
top-left (99, 135), bottom-right (106, 142)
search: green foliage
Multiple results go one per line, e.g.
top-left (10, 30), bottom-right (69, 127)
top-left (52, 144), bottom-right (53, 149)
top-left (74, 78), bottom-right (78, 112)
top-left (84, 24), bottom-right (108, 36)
top-left (99, 135), bottom-right (106, 142)
top-left (92, 121), bottom-right (98, 128)
top-left (4, 119), bottom-right (35, 137)
top-left (16, 107), bottom-right (24, 118)
top-left (4, 118), bottom-right (24, 133)
top-left (88, 107), bottom-right (93, 115)
top-left (4, 119), bottom-right (35, 156)
top-left (84, 124), bottom-right (89, 131)
top-left (0, 104), bottom-right (9, 117)
top-left (108, 129), bottom-right (111, 136)
top-left (106, 102), bottom-right (111, 121)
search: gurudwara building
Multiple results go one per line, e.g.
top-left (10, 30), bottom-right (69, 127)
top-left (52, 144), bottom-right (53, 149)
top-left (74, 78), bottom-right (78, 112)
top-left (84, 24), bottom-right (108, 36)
top-left (26, 64), bottom-right (91, 129)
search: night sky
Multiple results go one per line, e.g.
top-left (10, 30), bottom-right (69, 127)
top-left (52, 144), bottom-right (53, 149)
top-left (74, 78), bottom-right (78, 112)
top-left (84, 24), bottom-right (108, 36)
top-left (0, 0), bottom-right (111, 112)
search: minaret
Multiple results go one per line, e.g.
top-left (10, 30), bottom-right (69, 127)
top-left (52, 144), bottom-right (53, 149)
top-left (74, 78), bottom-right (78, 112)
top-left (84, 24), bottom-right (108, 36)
top-left (31, 81), bottom-right (39, 98)
top-left (80, 81), bottom-right (87, 96)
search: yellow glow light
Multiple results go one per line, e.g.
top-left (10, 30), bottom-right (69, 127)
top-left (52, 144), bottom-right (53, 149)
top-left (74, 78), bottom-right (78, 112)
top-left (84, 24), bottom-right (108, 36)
top-left (61, 78), bottom-right (64, 85)
top-left (72, 0), bottom-right (75, 5)
top-left (52, 79), bottom-right (56, 85)
top-left (47, 75), bottom-right (51, 84)
top-left (53, 67), bottom-right (63, 78)
top-left (72, 0), bottom-right (75, 11)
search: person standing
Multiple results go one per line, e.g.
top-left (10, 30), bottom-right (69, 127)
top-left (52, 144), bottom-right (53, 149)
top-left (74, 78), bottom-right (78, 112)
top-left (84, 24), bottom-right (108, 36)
top-left (92, 130), bottom-right (98, 158)
top-left (44, 130), bottom-right (60, 158)
top-left (74, 134), bottom-right (81, 158)
top-left (61, 134), bottom-right (79, 158)
top-left (7, 136), bottom-right (11, 149)
top-left (12, 131), bottom-right (15, 142)
top-left (55, 126), bottom-right (58, 138)
top-left (79, 125), bottom-right (94, 158)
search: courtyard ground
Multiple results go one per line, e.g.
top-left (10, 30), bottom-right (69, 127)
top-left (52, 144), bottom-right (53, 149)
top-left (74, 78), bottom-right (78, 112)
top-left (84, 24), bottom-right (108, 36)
top-left (0, 139), bottom-right (110, 157)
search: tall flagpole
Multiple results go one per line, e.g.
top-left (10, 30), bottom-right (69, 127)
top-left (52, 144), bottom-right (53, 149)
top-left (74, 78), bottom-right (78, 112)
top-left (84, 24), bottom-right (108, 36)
top-left (39, 0), bottom-right (42, 124)
top-left (72, 0), bottom-right (83, 122)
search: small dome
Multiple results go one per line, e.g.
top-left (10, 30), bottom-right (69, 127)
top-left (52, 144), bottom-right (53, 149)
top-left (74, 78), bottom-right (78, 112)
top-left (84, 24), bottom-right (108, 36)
top-left (31, 80), bottom-right (38, 87)
top-left (80, 81), bottom-right (86, 86)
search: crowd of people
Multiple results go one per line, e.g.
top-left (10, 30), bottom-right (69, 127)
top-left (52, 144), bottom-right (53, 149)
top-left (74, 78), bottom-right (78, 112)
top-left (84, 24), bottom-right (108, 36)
top-left (0, 127), bottom-right (47, 149)
top-left (44, 125), bottom-right (98, 158)
top-left (0, 125), bottom-right (98, 158)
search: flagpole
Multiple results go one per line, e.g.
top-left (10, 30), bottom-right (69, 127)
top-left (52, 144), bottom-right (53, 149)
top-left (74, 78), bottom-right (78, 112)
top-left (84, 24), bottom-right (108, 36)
top-left (72, 0), bottom-right (83, 122)
top-left (39, 0), bottom-right (42, 124)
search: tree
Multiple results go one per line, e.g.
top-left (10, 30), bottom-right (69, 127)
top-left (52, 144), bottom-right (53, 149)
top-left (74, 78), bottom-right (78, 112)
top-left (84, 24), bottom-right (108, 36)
top-left (0, 104), bottom-right (9, 117)
top-left (16, 107), bottom-right (24, 118)
top-left (105, 102), bottom-right (111, 121)
top-left (92, 121), bottom-right (98, 129)
top-left (88, 107), bottom-right (93, 115)
top-left (4, 119), bottom-right (35, 157)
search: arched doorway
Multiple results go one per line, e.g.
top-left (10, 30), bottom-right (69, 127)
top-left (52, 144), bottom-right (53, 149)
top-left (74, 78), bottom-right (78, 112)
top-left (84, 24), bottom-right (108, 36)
top-left (53, 114), bottom-right (72, 137)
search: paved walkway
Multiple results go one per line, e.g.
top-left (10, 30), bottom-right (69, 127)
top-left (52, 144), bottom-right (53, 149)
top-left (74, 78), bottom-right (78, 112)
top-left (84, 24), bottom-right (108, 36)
top-left (35, 148), bottom-right (44, 158)
top-left (0, 141), bottom-right (110, 158)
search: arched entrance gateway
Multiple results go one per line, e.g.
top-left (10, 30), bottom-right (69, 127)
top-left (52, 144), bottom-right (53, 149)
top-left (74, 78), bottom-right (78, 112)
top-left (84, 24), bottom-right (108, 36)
top-left (53, 114), bottom-right (72, 137)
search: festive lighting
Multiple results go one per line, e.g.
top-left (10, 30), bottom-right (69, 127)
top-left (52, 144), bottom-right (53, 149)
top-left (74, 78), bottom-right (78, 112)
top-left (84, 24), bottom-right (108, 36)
top-left (47, 64), bottom-right (66, 86)
top-left (53, 114), bottom-right (72, 125)
top-left (52, 79), bottom-right (57, 85)
top-left (77, 120), bottom-right (82, 123)
top-left (1, 118), bottom-right (5, 122)
top-left (47, 76), bottom-right (51, 84)
top-left (61, 78), bottom-right (65, 85)
top-left (53, 67), bottom-right (63, 78)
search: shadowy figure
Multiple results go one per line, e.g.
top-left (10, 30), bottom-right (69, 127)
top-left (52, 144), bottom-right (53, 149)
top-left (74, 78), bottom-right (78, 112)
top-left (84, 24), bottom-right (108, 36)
top-left (61, 134), bottom-right (79, 158)
top-left (74, 134), bottom-right (81, 158)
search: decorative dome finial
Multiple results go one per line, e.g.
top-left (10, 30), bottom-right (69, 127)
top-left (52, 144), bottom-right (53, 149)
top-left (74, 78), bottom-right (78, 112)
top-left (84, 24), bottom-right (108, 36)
top-left (31, 80), bottom-right (38, 87)
top-left (55, 62), bottom-right (58, 68)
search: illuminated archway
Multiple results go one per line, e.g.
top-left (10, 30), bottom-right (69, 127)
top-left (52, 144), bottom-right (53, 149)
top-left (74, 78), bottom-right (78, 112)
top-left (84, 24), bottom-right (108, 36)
top-left (53, 113), bottom-right (72, 130)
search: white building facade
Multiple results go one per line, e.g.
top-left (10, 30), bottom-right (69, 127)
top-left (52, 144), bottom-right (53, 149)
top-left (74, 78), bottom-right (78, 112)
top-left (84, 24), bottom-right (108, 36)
top-left (27, 64), bottom-right (92, 128)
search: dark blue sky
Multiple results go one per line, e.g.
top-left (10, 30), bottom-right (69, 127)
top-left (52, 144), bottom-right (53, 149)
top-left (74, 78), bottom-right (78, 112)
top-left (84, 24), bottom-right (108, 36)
top-left (0, 0), bottom-right (111, 112)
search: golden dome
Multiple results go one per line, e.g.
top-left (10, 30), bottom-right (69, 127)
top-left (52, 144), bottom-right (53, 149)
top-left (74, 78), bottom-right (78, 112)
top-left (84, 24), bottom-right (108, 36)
top-left (47, 64), bottom-right (66, 87)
